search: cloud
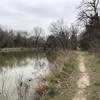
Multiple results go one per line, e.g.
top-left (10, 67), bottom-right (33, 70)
top-left (0, 0), bottom-right (80, 32)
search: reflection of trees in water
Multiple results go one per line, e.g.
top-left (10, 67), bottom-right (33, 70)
top-left (0, 51), bottom-right (57, 100)
top-left (0, 51), bottom-right (58, 100)
top-left (16, 74), bottom-right (30, 100)
top-left (0, 71), bottom-right (10, 100)
top-left (34, 58), bottom-right (47, 70)
top-left (0, 51), bottom-right (46, 68)
top-left (0, 61), bottom-right (50, 100)
top-left (0, 51), bottom-right (57, 69)
top-left (0, 72), bottom-right (34, 100)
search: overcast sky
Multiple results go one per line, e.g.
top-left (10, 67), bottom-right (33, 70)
top-left (0, 0), bottom-right (80, 32)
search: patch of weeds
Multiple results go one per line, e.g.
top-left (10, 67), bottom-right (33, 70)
top-left (94, 80), bottom-right (100, 87)
top-left (46, 83), bottom-right (57, 96)
top-left (90, 59), bottom-right (100, 72)
top-left (47, 74), bottom-right (56, 83)
top-left (41, 52), bottom-right (77, 100)
top-left (64, 63), bottom-right (75, 74)
top-left (41, 74), bottom-right (58, 100)
top-left (85, 54), bottom-right (100, 100)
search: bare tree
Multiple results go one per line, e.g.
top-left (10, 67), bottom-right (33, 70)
top-left (78, 0), bottom-right (100, 54)
top-left (50, 19), bottom-right (69, 50)
top-left (78, 0), bottom-right (100, 26)
top-left (69, 25), bottom-right (78, 50)
top-left (32, 27), bottom-right (44, 48)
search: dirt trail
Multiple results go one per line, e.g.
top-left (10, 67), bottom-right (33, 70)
top-left (72, 55), bottom-right (90, 100)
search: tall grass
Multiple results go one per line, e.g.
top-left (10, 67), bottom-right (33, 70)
top-left (41, 51), bottom-right (77, 100)
top-left (84, 53), bottom-right (100, 100)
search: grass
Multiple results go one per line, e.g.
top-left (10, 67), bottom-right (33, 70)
top-left (0, 47), bottom-right (44, 53)
top-left (83, 52), bottom-right (100, 100)
top-left (90, 59), bottom-right (100, 72)
top-left (41, 51), bottom-right (78, 100)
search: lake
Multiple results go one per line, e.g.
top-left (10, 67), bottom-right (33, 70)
top-left (0, 51), bottom-right (57, 100)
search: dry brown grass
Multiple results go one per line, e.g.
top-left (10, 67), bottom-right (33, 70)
top-left (81, 52), bottom-right (100, 100)
top-left (41, 50), bottom-right (78, 100)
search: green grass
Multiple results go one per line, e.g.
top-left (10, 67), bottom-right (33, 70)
top-left (0, 47), bottom-right (44, 53)
top-left (41, 52), bottom-right (77, 100)
top-left (90, 59), bottom-right (100, 72)
top-left (84, 53), bottom-right (100, 100)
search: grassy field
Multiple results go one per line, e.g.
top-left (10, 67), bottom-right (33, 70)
top-left (41, 51), bottom-right (78, 100)
top-left (0, 48), bottom-right (43, 53)
top-left (41, 51), bottom-right (100, 100)
top-left (82, 52), bottom-right (100, 100)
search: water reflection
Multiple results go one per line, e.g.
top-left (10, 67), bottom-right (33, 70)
top-left (0, 51), bottom-right (57, 100)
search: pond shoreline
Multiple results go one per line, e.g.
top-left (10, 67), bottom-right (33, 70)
top-left (0, 50), bottom-right (55, 100)
top-left (38, 51), bottom-right (77, 100)
top-left (0, 48), bottom-right (44, 53)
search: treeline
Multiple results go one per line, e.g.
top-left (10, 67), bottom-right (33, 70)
top-left (78, 0), bottom-right (100, 56)
top-left (47, 20), bottom-right (77, 50)
top-left (1, 0), bottom-right (99, 55)
top-left (0, 20), bottom-right (77, 50)
top-left (0, 27), bottom-right (45, 48)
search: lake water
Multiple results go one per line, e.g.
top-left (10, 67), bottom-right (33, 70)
top-left (0, 51), bottom-right (56, 100)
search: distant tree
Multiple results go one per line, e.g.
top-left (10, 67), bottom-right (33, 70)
top-left (70, 25), bottom-right (78, 50)
top-left (78, 0), bottom-right (100, 54)
top-left (14, 33), bottom-right (22, 47)
top-left (50, 19), bottom-right (69, 50)
top-left (32, 27), bottom-right (44, 48)
top-left (79, 31), bottom-right (89, 50)
top-left (0, 27), bottom-right (47, 49)
top-left (0, 28), bottom-right (10, 48)
top-left (46, 35), bottom-right (57, 50)
top-left (78, 0), bottom-right (100, 26)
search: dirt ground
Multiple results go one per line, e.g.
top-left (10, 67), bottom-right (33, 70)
top-left (72, 54), bottom-right (90, 100)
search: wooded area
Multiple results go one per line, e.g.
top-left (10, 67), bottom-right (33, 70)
top-left (0, 20), bottom-right (77, 51)
top-left (0, 0), bottom-right (100, 56)
top-left (78, 0), bottom-right (100, 56)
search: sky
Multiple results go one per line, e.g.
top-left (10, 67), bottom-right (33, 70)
top-left (0, 0), bottom-right (80, 32)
